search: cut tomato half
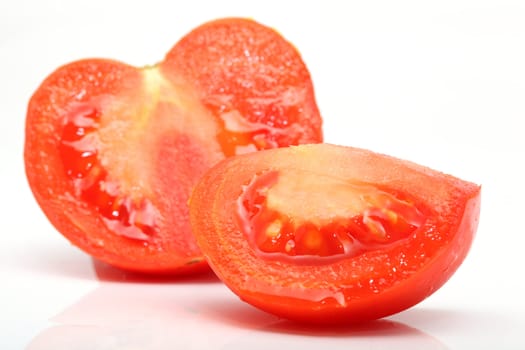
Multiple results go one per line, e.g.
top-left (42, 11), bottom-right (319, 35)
top-left (190, 144), bottom-right (481, 322)
top-left (24, 18), bottom-right (322, 274)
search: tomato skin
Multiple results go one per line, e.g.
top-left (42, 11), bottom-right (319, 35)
top-left (24, 18), bottom-right (322, 274)
top-left (189, 144), bottom-right (481, 323)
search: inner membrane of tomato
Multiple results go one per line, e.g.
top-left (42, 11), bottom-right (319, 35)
top-left (236, 170), bottom-right (427, 262)
top-left (58, 104), bottom-right (158, 241)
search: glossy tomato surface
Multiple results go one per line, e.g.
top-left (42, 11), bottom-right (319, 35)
top-left (24, 18), bottom-right (322, 274)
top-left (190, 144), bottom-right (481, 323)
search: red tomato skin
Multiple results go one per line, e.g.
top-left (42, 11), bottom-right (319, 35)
top-left (189, 144), bottom-right (481, 323)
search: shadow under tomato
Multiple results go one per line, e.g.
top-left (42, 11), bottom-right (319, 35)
top-left (91, 258), bottom-right (220, 284)
top-left (196, 293), bottom-right (283, 329)
top-left (18, 239), bottom-right (220, 284)
top-left (263, 318), bottom-right (430, 337)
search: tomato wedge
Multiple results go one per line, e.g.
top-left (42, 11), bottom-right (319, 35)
top-left (24, 18), bottom-right (322, 274)
top-left (189, 144), bottom-right (481, 323)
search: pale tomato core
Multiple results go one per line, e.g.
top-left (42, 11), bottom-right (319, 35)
top-left (236, 170), bottom-right (426, 262)
top-left (59, 105), bottom-right (158, 241)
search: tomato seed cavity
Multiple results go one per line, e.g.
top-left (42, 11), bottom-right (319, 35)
top-left (204, 99), bottom-right (304, 157)
top-left (237, 171), bottom-right (426, 262)
top-left (59, 105), bottom-right (158, 241)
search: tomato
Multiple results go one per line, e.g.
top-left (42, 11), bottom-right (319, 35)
top-left (189, 144), bottom-right (481, 323)
top-left (24, 18), bottom-right (322, 274)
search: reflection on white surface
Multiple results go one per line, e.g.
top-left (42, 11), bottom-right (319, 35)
top-left (26, 261), bottom-right (446, 350)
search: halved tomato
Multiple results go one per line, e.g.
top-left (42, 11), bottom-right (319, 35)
top-left (24, 18), bottom-right (322, 274)
top-left (189, 144), bottom-right (481, 322)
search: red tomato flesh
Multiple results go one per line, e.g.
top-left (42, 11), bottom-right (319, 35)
top-left (24, 18), bottom-right (322, 274)
top-left (190, 144), bottom-right (481, 323)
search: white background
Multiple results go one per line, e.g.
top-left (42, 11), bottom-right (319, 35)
top-left (1, 0), bottom-right (524, 349)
